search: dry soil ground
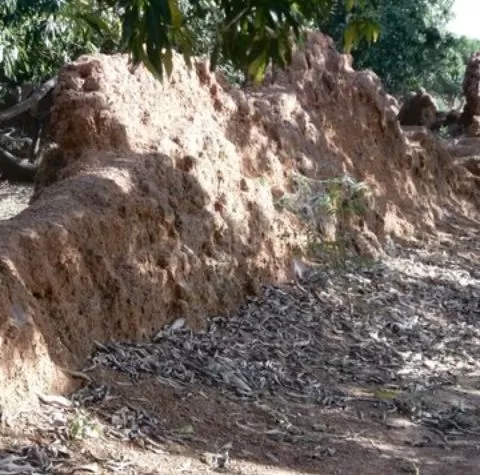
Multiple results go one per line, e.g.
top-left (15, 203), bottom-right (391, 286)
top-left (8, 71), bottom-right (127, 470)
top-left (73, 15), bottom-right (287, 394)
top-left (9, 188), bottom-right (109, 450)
top-left (0, 181), bottom-right (32, 220)
top-left (1, 189), bottom-right (480, 474)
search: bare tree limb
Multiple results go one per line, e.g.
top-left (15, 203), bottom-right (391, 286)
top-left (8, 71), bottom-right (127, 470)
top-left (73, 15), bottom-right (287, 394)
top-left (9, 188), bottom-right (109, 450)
top-left (0, 145), bottom-right (37, 182)
top-left (0, 77), bottom-right (57, 123)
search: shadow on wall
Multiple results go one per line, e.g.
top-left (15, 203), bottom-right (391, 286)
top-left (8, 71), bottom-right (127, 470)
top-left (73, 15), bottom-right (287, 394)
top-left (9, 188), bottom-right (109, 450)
top-left (0, 114), bottom-right (276, 413)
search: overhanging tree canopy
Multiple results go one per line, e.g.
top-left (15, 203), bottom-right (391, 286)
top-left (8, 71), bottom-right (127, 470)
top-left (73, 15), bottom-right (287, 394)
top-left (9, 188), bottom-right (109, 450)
top-left (320, 0), bottom-right (480, 104)
top-left (0, 0), bottom-right (380, 85)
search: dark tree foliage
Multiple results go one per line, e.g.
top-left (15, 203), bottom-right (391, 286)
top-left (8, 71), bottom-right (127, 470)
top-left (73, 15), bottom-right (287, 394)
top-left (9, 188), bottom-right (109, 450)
top-left (1, 0), bottom-right (476, 106)
top-left (0, 0), bottom-right (121, 85)
top-left (320, 0), bottom-right (480, 104)
top-left (0, 0), bottom-right (379, 85)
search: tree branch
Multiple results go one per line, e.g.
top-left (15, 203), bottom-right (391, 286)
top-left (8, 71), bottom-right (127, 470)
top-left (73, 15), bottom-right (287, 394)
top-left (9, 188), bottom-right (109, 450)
top-left (0, 145), bottom-right (37, 182)
top-left (0, 77), bottom-right (57, 123)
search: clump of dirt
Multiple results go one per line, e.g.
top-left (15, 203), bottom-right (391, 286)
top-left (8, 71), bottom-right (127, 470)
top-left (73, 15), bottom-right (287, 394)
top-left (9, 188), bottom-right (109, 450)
top-left (397, 88), bottom-right (438, 127)
top-left (462, 52), bottom-right (480, 136)
top-left (0, 32), bottom-right (478, 414)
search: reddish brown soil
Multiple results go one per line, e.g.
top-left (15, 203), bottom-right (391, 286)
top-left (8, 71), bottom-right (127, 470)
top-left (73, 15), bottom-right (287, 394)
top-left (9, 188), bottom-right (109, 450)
top-left (0, 31), bottom-right (479, 429)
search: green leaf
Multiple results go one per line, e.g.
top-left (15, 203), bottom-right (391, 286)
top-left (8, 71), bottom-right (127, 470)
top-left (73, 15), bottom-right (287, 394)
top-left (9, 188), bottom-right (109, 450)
top-left (345, 0), bottom-right (355, 12)
top-left (247, 48), bottom-right (268, 84)
top-left (162, 47), bottom-right (173, 77)
top-left (374, 388), bottom-right (401, 401)
top-left (78, 12), bottom-right (111, 35)
top-left (343, 23), bottom-right (357, 53)
top-left (167, 0), bottom-right (182, 29)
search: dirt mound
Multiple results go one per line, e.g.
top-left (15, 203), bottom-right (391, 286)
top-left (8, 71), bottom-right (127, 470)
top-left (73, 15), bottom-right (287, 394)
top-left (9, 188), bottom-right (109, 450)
top-left (445, 136), bottom-right (480, 192)
top-left (462, 52), bottom-right (480, 136)
top-left (397, 88), bottom-right (438, 127)
top-left (0, 32), bottom-right (478, 413)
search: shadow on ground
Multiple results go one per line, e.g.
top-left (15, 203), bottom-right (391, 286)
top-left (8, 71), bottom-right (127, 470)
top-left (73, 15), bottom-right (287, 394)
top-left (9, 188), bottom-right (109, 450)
top-left (10, 224), bottom-right (477, 475)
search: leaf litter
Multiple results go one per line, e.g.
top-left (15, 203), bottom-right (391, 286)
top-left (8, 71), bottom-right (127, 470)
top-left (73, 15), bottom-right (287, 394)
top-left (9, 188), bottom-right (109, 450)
top-left (2, 232), bottom-right (480, 473)
top-left (86, 237), bottom-right (480, 419)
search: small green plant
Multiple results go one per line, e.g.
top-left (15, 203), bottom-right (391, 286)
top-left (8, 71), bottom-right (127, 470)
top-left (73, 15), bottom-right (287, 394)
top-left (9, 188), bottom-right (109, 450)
top-left (67, 409), bottom-right (102, 441)
top-left (275, 173), bottom-right (371, 279)
top-left (314, 175), bottom-right (369, 220)
top-left (316, 176), bottom-right (370, 267)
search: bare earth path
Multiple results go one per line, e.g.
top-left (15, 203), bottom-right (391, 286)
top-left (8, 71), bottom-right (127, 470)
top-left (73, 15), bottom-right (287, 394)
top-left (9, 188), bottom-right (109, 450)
top-left (0, 181), bottom-right (32, 220)
top-left (2, 217), bottom-right (480, 474)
